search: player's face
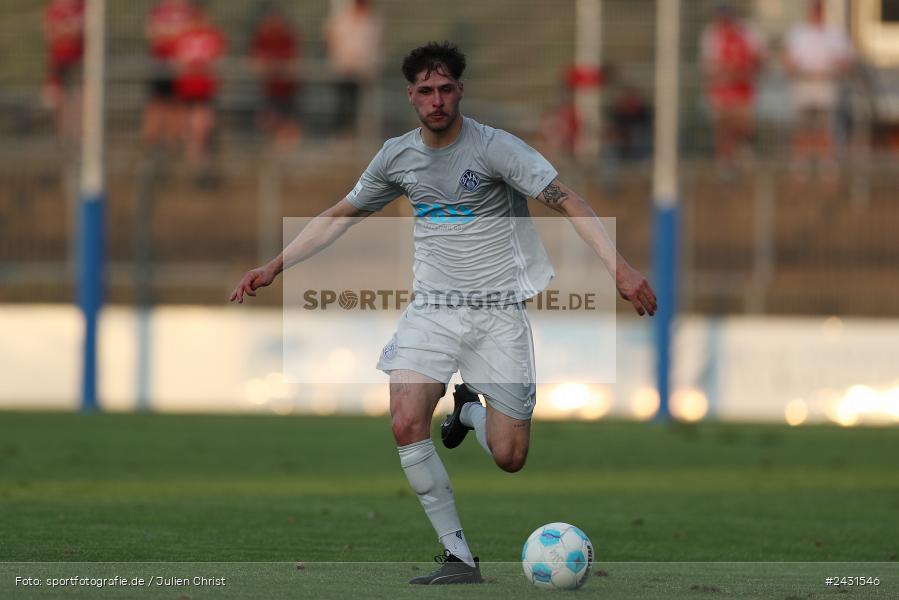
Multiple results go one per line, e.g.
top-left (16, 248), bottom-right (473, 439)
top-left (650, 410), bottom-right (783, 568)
top-left (407, 67), bottom-right (464, 133)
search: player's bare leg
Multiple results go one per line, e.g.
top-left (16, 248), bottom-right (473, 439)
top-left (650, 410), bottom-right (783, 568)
top-left (390, 369), bottom-right (483, 584)
top-left (484, 403), bottom-right (531, 473)
top-left (389, 369), bottom-right (443, 445)
top-left (449, 388), bottom-right (531, 473)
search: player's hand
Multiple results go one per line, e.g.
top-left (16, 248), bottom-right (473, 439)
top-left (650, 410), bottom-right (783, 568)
top-left (229, 265), bottom-right (276, 304)
top-left (616, 264), bottom-right (657, 317)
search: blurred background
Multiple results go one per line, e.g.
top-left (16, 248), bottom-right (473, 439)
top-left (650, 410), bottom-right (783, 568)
top-left (1, 0), bottom-right (898, 426)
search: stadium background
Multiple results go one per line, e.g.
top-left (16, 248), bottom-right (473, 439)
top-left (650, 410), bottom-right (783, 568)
top-left (1, 2), bottom-right (898, 598)
top-left (1, 0), bottom-right (898, 420)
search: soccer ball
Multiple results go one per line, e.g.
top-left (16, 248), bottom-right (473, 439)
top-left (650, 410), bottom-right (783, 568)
top-left (521, 522), bottom-right (594, 590)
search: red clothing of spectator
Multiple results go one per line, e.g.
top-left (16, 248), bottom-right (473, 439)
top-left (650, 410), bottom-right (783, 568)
top-left (251, 15), bottom-right (299, 100)
top-left (147, 0), bottom-right (198, 60)
top-left (701, 20), bottom-right (763, 109)
top-left (44, 0), bottom-right (84, 71)
top-left (172, 22), bottom-right (226, 102)
top-left (251, 17), bottom-right (297, 63)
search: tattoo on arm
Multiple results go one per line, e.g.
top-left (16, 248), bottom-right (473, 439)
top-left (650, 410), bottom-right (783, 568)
top-left (540, 182), bottom-right (568, 205)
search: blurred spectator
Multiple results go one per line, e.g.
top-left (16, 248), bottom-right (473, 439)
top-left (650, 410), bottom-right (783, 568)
top-left (783, 0), bottom-right (854, 180)
top-left (539, 88), bottom-right (579, 160)
top-left (541, 63), bottom-right (652, 193)
top-left (43, 0), bottom-right (84, 141)
top-left (322, 0), bottom-right (382, 138)
top-left (601, 80), bottom-right (652, 193)
top-left (607, 84), bottom-right (652, 163)
top-left (699, 4), bottom-right (765, 178)
top-left (143, 0), bottom-right (198, 149)
top-left (539, 64), bottom-right (604, 162)
top-left (171, 8), bottom-right (226, 178)
top-left (250, 9), bottom-right (301, 151)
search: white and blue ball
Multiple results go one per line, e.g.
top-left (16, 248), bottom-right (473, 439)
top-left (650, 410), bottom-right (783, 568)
top-left (521, 522), bottom-right (594, 590)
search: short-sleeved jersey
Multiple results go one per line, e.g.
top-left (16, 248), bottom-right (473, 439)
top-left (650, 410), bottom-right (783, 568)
top-left (346, 116), bottom-right (557, 305)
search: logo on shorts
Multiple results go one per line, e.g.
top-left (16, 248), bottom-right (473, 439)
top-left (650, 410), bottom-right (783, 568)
top-left (382, 341), bottom-right (397, 360)
top-left (459, 169), bottom-right (480, 192)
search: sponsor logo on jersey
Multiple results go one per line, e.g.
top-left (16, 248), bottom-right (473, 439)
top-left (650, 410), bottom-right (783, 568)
top-left (459, 169), bottom-right (480, 192)
top-left (414, 202), bottom-right (474, 224)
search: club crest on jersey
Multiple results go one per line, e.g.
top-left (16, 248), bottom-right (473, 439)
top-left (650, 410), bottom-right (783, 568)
top-left (459, 169), bottom-right (480, 192)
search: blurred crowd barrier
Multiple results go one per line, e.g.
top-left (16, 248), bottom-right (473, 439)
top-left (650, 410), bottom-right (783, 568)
top-left (1, 305), bottom-right (897, 426)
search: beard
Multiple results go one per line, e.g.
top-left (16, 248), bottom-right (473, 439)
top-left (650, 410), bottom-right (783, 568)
top-left (419, 109), bottom-right (458, 133)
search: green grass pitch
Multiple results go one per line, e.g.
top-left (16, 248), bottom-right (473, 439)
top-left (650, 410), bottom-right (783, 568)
top-left (0, 412), bottom-right (896, 598)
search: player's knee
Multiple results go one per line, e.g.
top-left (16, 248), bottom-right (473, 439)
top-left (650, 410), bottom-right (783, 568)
top-left (494, 446), bottom-right (528, 473)
top-left (391, 413), bottom-right (428, 446)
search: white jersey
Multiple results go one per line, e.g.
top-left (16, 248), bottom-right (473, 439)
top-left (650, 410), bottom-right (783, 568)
top-left (346, 116), bottom-right (557, 305)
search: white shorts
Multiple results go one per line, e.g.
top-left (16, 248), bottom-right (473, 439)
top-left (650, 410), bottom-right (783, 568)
top-left (377, 302), bottom-right (537, 420)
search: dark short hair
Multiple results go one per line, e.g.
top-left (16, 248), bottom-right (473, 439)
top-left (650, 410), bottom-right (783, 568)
top-left (401, 41), bottom-right (467, 84)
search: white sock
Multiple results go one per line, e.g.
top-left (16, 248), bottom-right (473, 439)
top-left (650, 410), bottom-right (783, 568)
top-left (440, 529), bottom-right (475, 567)
top-left (459, 401), bottom-right (490, 456)
top-left (398, 439), bottom-right (475, 565)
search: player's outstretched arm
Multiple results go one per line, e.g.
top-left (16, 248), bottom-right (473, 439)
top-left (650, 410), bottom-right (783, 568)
top-left (535, 179), bottom-right (658, 317)
top-left (229, 198), bottom-right (372, 303)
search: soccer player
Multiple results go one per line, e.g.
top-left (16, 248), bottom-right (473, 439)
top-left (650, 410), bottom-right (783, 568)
top-left (230, 42), bottom-right (657, 585)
